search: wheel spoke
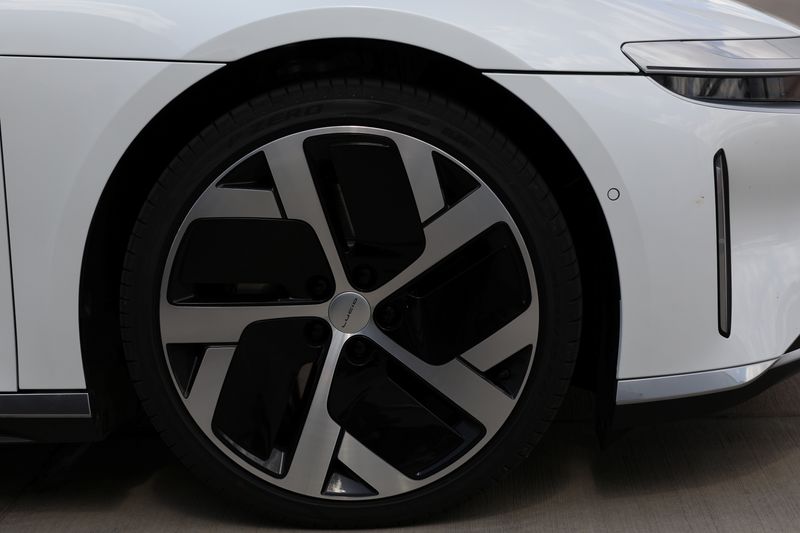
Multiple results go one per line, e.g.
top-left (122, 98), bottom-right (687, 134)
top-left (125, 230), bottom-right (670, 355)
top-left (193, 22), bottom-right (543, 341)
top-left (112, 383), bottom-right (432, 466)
top-left (459, 307), bottom-right (538, 372)
top-left (187, 187), bottom-right (282, 220)
top-left (160, 302), bottom-right (327, 344)
top-left (336, 432), bottom-right (421, 496)
top-left (281, 331), bottom-right (348, 495)
top-left (184, 346), bottom-right (236, 433)
top-left (364, 186), bottom-right (507, 305)
top-left (262, 138), bottom-right (350, 291)
top-left (363, 325), bottom-right (514, 434)
top-left (393, 135), bottom-right (445, 222)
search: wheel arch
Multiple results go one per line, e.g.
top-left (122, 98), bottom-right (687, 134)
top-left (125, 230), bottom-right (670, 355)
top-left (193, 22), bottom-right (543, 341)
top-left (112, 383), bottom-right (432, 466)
top-left (79, 38), bottom-right (620, 427)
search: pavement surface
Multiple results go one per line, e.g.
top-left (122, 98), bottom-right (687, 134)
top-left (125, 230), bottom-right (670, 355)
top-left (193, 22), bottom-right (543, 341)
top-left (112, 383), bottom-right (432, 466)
top-left (2, 380), bottom-right (800, 533)
top-left (3, 1), bottom-right (800, 531)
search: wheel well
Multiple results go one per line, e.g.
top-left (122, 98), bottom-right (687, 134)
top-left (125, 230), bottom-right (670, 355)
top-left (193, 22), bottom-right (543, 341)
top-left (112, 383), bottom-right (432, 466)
top-left (79, 38), bottom-right (620, 427)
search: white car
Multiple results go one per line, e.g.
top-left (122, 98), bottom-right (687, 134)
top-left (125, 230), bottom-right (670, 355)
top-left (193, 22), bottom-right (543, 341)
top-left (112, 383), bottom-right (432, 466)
top-left (0, 0), bottom-right (798, 526)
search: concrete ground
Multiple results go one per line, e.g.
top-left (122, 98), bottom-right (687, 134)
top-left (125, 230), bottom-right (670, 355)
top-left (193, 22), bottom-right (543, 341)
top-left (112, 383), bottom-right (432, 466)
top-left (2, 380), bottom-right (800, 532)
top-left (3, 1), bottom-right (800, 531)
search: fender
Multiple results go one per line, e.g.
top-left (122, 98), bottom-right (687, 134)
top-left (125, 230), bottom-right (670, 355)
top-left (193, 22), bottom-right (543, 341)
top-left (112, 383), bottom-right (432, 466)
top-left (0, 1), bottom-right (796, 71)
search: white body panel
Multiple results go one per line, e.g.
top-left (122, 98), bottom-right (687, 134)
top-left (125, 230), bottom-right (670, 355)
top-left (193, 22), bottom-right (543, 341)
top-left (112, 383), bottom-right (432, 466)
top-left (0, 58), bottom-right (221, 389)
top-left (0, 0), bottom-right (797, 388)
top-left (0, 1), bottom-right (796, 70)
top-left (0, 140), bottom-right (17, 391)
top-left (490, 74), bottom-right (800, 378)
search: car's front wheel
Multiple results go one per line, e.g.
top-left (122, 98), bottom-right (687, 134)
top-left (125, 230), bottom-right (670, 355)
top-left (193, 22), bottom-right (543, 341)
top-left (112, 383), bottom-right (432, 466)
top-left (120, 78), bottom-right (581, 527)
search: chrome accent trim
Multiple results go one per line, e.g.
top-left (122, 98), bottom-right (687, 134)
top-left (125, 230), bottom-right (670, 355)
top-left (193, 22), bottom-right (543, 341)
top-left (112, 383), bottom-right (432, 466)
top-left (617, 359), bottom-right (778, 405)
top-left (623, 37), bottom-right (800, 76)
top-left (0, 392), bottom-right (91, 418)
top-left (775, 349), bottom-right (800, 368)
top-left (618, 348), bottom-right (800, 405)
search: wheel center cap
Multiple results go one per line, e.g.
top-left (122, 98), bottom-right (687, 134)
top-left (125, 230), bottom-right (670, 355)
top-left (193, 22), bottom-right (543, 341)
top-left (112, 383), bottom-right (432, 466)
top-left (328, 292), bottom-right (371, 333)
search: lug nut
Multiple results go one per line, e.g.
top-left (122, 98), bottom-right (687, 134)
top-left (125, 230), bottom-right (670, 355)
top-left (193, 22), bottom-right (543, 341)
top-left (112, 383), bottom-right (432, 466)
top-left (353, 265), bottom-right (375, 289)
top-left (375, 303), bottom-right (401, 330)
top-left (345, 338), bottom-right (373, 366)
top-left (307, 276), bottom-right (332, 299)
top-left (304, 321), bottom-right (329, 347)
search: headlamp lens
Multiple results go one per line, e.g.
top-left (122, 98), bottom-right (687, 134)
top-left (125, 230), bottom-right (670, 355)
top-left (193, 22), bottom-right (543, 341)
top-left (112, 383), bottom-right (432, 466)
top-left (652, 74), bottom-right (800, 103)
top-left (623, 38), bottom-right (800, 104)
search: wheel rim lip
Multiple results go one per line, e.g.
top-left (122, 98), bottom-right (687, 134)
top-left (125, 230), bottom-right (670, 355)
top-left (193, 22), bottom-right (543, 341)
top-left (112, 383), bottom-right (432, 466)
top-left (157, 124), bottom-right (541, 500)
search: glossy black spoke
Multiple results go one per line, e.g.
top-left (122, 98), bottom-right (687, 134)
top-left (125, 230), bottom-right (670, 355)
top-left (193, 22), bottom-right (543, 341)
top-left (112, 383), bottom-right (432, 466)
top-left (217, 151), bottom-right (277, 191)
top-left (323, 456), bottom-right (378, 497)
top-left (166, 344), bottom-right (207, 398)
top-left (168, 219), bottom-right (335, 305)
top-left (374, 222), bottom-right (531, 366)
top-left (432, 151), bottom-right (479, 210)
top-left (304, 134), bottom-right (426, 292)
top-left (211, 318), bottom-right (332, 477)
top-left (328, 336), bottom-right (485, 480)
top-left (478, 345), bottom-right (533, 399)
top-left (186, 150), bottom-right (283, 220)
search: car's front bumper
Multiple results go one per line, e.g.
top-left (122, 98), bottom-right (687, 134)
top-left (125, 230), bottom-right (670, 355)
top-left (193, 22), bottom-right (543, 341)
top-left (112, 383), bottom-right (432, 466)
top-left (488, 72), bottom-right (800, 401)
top-left (618, 346), bottom-right (800, 405)
top-left (612, 348), bottom-right (800, 427)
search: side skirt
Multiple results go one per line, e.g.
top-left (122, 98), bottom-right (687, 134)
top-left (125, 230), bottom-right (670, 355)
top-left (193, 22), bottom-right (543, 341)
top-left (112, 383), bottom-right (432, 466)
top-left (0, 392), bottom-right (104, 442)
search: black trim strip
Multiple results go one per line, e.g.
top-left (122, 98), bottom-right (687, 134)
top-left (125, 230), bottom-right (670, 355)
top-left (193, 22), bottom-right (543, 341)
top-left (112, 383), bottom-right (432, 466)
top-left (0, 124), bottom-right (19, 388)
top-left (0, 54), bottom-right (643, 76)
top-left (0, 392), bottom-right (91, 418)
top-left (0, 53), bottom-right (225, 65)
top-left (622, 35), bottom-right (800, 45)
top-left (714, 150), bottom-right (732, 338)
top-left (482, 69), bottom-right (642, 76)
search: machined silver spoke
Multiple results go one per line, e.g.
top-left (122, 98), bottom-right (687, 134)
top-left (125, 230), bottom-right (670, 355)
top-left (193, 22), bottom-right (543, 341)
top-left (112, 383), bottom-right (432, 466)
top-left (188, 187), bottom-right (282, 220)
top-left (364, 325), bottom-right (515, 434)
top-left (280, 331), bottom-right (348, 495)
top-left (364, 185), bottom-right (508, 305)
top-left (262, 137), bottom-right (350, 291)
top-left (459, 307), bottom-right (538, 372)
top-left (183, 346), bottom-right (236, 433)
top-left (337, 432), bottom-right (421, 496)
top-left (160, 302), bottom-right (328, 344)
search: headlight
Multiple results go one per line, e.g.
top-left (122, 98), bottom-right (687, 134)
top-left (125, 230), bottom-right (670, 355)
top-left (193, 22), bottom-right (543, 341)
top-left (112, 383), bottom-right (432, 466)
top-left (622, 37), bottom-right (800, 103)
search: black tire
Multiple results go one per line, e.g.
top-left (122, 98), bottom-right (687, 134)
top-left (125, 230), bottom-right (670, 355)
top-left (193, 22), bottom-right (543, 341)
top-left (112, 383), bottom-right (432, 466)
top-left (120, 78), bottom-right (581, 528)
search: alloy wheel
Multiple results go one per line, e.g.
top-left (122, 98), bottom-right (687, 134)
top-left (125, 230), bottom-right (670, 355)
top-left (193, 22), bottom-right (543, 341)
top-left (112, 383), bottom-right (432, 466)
top-left (158, 125), bottom-right (541, 500)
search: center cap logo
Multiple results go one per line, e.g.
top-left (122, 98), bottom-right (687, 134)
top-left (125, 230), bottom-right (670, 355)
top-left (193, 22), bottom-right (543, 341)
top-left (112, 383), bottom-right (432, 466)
top-left (328, 292), bottom-right (371, 333)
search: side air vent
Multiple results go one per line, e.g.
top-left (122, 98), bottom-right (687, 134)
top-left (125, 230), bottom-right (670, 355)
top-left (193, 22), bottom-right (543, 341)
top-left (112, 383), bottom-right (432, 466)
top-left (714, 150), bottom-right (732, 338)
